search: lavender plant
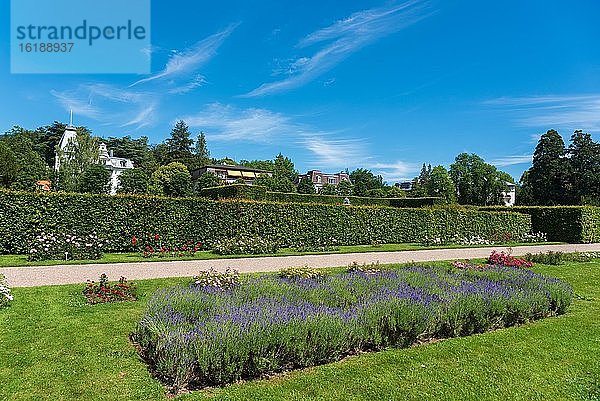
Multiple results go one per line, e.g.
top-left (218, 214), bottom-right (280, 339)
top-left (132, 265), bottom-right (573, 392)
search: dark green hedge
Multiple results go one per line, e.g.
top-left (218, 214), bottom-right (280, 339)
top-left (200, 185), bottom-right (267, 200)
top-left (199, 185), bottom-right (443, 207)
top-left (0, 190), bottom-right (531, 254)
top-left (265, 189), bottom-right (442, 208)
top-left (480, 206), bottom-right (600, 243)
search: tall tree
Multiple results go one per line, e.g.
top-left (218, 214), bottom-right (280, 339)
top-left (426, 165), bottom-right (456, 203)
top-left (568, 130), bottom-right (600, 203)
top-left (117, 168), bottom-right (150, 194)
top-left (525, 130), bottom-right (571, 205)
top-left (195, 132), bottom-right (210, 160)
top-left (77, 164), bottom-right (111, 194)
top-left (297, 177), bottom-right (316, 194)
top-left (0, 129), bottom-right (50, 190)
top-left (349, 168), bottom-right (384, 196)
top-left (56, 128), bottom-right (100, 192)
top-left (149, 162), bottom-right (192, 197)
top-left (449, 153), bottom-right (508, 205)
top-left (410, 163), bottom-right (432, 197)
top-left (165, 121), bottom-right (194, 168)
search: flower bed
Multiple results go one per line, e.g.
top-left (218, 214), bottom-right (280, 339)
top-left (134, 234), bottom-right (206, 258)
top-left (212, 236), bottom-right (279, 255)
top-left (28, 232), bottom-right (106, 261)
top-left (132, 265), bottom-right (573, 391)
top-left (83, 274), bottom-right (137, 304)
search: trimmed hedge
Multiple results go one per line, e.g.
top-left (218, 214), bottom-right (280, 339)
top-left (0, 190), bottom-right (531, 255)
top-left (480, 206), bottom-right (600, 243)
top-left (198, 184), bottom-right (443, 208)
top-left (200, 185), bottom-right (267, 200)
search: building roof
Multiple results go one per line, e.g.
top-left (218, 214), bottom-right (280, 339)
top-left (192, 164), bottom-right (272, 174)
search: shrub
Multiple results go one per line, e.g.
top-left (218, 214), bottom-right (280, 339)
top-left (278, 266), bottom-right (324, 279)
top-left (134, 234), bottom-right (205, 258)
top-left (213, 236), bottom-right (279, 255)
top-left (0, 190), bottom-right (531, 255)
top-left (520, 232), bottom-right (548, 243)
top-left (193, 268), bottom-right (239, 290)
top-left (265, 191), bottom-right (443, 208)
top-left (487, 251), bottom-right (533, 268)
top-left (293, 237), bottom-right (340, 252)
top-left (562, 251), bottom-right (600, 262)
top-left (83, 274), bottom-right (137, 304)
top-left (28, 232), bottom-right (106, 261)
top-left (133, 265), bottom-right (573, 391)
top-left (347, 261), bottom-right (382, 274)
top-left (451, 260), bottom-right (488, 270)
top-left (0, 274), bottom-right (13, 308)
top-left (523, 251), bottom-right (564, 265)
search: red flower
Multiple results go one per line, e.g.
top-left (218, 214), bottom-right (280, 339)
top-left (131, 236), bottom-right (137, 245)
top-left (155, 234), bottom-right (160, 240)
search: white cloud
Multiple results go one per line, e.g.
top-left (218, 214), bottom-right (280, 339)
top-left (489, 154), bottom-right (533, 167)
top-left (243, 1), bottom-right (433, 97)
top-left (50, 89), bottom-right (101, 119)
top-left (51, 84), bottom-right (158, 130)
top-left (487, 94), bottom-right (600, 131)
top-left (303, 136), bottom-right (366, 167)
top-left (181, 103), bottom-right (295, 143)
top-left (131, 24), bottom-right (237, 87)
top-left (168, 74), bottom-right (207, 94)
top-left (369, 160), bottom-right (417, 182)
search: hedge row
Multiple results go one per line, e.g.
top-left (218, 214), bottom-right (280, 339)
top-left (200, 184), bottom-right (442, 208)
top-left (0, 190), bottom-right (531, 254)
top-left (480, 206), bottom-right (600, 243)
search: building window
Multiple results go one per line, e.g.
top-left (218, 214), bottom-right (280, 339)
top-left (120, 160), bottom-right (127, 167)
top-left (316, 176), bottom-right (322, 183)
top-left (328, 177), bottom-right (336, 184)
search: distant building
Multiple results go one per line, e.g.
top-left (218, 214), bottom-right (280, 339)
top-left (98, 143), bottom-right (134, 194)
top-left (297, 170), bottom-right (351, 193)
top-left (395, 181), bottom-right (413, 191)
top-left (191, 164), bottom-right (272, 185)
top-left (502, 182), bottom-right (517, 206)
top-left (54, 112), bottom-right (134, 194)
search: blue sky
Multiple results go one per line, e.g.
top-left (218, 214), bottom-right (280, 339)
top-left (2, 0), bottom-right (600, 182)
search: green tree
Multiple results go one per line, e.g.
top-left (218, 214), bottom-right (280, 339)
top-left (149, 162), bottom-right (192, 197)
top-left (568, 130), bottom-right (600, 203)
top-left (117, 168), bottom-right (149, 194)
top-left (320, 183), bottom-right (337, 195)
top-left (336, 180), bottom-right (354, 196)
top-left (274, 153), bottom-right (297, 183)
top-left (449, 153), bottom-right (508, 205)
top-left (386, 186), bottom-right (407, 198)
top-left (524, 130), bottom-right (572, 205)
top-left (195, 172), bottom-right (222, 191)
top-left (0, 142), bottom-right (19, 188)
top-left (195, 132), bottom-right (210, 160)
top-left (349, 168), bottom-right (384, 196)
top-left (56, 129), bottom-right (100, 192)
top-left (77, 164), bottom-right (111, 194)
top-left (426, 165), bottom-right (456, 203)
top-left (409, 163), bottom-right (432, 197)
top-left (297, 177), bottom-right (316, 194)
top-left (165, 121), bottom-right (194, 168)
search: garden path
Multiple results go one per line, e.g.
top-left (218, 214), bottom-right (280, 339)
top-left (3, 243), bottom-right (600, 287)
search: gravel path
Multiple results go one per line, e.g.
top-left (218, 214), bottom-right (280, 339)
top-left (3, 243), bottom-right (600, 288)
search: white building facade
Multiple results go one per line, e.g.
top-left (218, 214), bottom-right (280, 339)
top-left (54, 115), bottom-right (134, 194)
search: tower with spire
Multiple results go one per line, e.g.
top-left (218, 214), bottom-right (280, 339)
top-left (54, 110), bottom-right (78, 172)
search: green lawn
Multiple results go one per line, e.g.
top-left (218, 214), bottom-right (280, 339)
top-left (1, 261), bottom-right (598, 401)
top-left (0, 241), bottom-right (561, 268)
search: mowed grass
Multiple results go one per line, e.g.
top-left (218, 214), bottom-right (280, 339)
top-left (0, 261), bottom-right (599, 401)
top-left (0, 241), bottom-right (561, 268)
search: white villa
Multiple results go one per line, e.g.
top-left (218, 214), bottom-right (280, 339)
top-left (502, 182), bottom-right (517, 207)
top-left (54, 113), bottom-right (134, 194)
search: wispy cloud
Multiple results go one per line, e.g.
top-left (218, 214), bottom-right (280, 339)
top-left (370, 161), bottom-right (417, 182)
top-left (131, 24), bottom-right (238, 87)
top-left (303, 136), bottom-right (366, 167)
top-left (181, 103), bottom-right (294, 143)
top-left (489, 154), bottom-right (533, 167)
top-left (243, 1), bottom-right (433, 97)
top-left (487, 94), bottom-right (600, 130)
top-left (50, 89), bottom-right (101, 120)
top-left (169, 74), bottom-right (207, 94)
top-left (51, 84), bottom-right (158, 130)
